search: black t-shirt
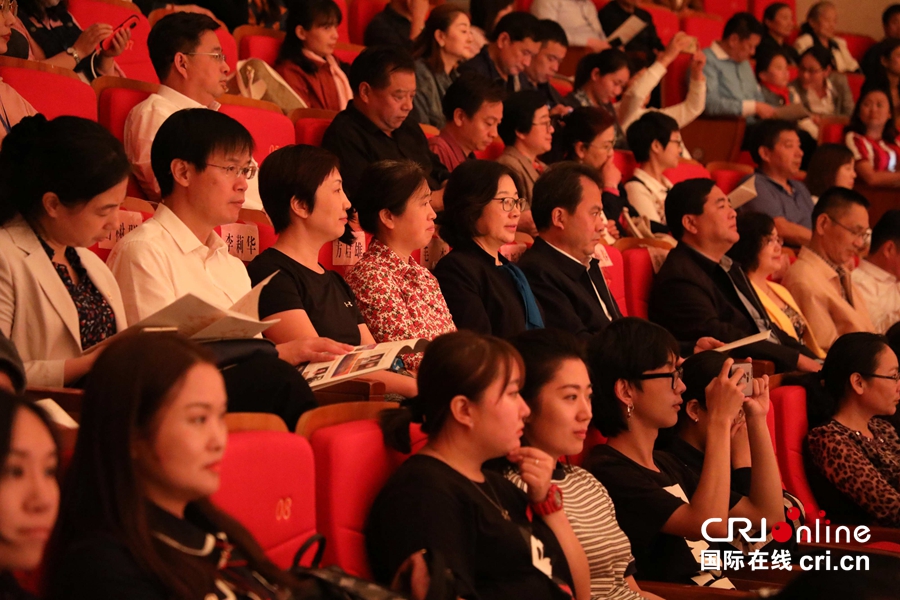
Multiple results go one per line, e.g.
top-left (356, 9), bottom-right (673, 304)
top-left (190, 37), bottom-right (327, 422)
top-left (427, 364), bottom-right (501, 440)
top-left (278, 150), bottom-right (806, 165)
top-left (585, 445), bottom-right (741, 585)
top-left (247, 248), bottom-right (365, 345)
top-left (365, 455), bottom-right (573, 600)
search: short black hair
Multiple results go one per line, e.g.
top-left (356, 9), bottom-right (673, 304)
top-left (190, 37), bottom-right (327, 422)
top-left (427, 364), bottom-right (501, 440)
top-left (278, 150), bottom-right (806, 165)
top-left (560, 106), bottom-right (617, 160)
top-left (811, 186), bottom-right (870, 228)
top-left (441, 72), bottom-right (506, 122)
top-left (531, 162), bottom-right (603, 231)
top-left (536, 19), bottom-right (568, 47)
top-left (497, 90), bottom-right (547, 146)
top-left (489, 11), bottom-right (540, 44)
top-left (750, 119), bottom-right (798, 165)
top-left (354, 160), bottom-right (429, 234)
top-left (440, 159), bottom-right (522, 248)
top-left (805, 143), bottom-right (855, 197)
top-left (677, 350), bottom-right (729, 429)
top-left (587, 317), bottom-right (681, 438)
top-left (755, 47), bottom-right (789, 76)
top-left (510, 329), bottom-right (586, 409)
top-left (762, 2), bottom-right (792, 25)
top-left (727, 211), bottom-right (777, 272)
top-left (626, 112), bottom-right (679, 163)
top-left (573, 48), bottom-right (629, 91)
top-left (870, 209), bottom-right (900, 254)
top-left (469, 0), bottom-right (515, 35)
top-left (884, 4), bottom-right (900, 26)
top-left (348, 45), bottom-right (415, 94)
top-left (151, 109), bottom-right (254, 199)
top-left (664, 178), bottom-right (717, 240)
top-left (800, 45), bottom-right (835, 71)
top-left (723, 12), bottom-right (764, 40)
top-left (148, 13), bottom-right (221, 82)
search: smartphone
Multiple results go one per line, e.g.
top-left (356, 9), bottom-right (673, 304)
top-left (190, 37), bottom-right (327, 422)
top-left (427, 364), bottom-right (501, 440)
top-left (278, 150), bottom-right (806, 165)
top-left (730, 361), bottom-right (754, 397)
top-left (100, 14), bottom-right (139, 52)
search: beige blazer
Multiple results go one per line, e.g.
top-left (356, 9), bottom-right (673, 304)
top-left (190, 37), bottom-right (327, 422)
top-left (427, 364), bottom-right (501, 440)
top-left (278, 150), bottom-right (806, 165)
top-left (0, 216), bottom-right (127, 387)
top-left (781, 247), bottom-right (874, 352)
top-left (496, 146), bottom-right (543, 206)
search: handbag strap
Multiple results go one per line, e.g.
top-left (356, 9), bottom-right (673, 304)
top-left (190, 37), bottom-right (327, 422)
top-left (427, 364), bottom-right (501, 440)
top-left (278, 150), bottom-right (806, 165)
top-left (292, 533), bottom-right (327, 569)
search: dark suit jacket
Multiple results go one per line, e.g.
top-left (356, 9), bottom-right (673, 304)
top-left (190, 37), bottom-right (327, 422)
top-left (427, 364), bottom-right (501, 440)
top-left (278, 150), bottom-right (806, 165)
top-left (648, 243), bottom-right (812, 372)
top-left (518, 237), bottom-right (621, 340)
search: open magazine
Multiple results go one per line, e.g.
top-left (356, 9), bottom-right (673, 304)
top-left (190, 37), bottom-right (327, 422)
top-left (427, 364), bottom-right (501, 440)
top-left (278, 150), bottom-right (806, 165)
top-left (300, 338), bottom-right (429, 389)
top-left (728, 177), bottom-right (757, 209)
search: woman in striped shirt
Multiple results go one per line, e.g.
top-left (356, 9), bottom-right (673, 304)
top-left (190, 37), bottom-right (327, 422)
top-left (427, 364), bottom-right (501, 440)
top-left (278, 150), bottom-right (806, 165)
top-left (845, 87), bottom-right (900, 187)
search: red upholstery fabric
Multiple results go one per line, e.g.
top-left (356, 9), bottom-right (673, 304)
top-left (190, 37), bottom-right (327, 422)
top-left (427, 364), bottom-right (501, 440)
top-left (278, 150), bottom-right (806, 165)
top-left (348, 0), bottom-right (389, 45)
top-left (664, 161), bottom-right (711, 184)
top-left (565, 426), bottom-right (607, 467)
top-left (681, 14), bottom-right (725, 49)
top-left (474, 138), bottom-right (505, 160)
top-left (334, 45), bottom-right (363, 64)
top-left (210, 431), bottom-right (317, 570)
top-left (820, 121), bottom-right (845, 144)
top-left (215, 27), bottom-right (239, 74)
top-left (68, 0), bottom-right (157, 83)
top-left (240, 35), bottom-right (282, 65)
top-left (621, 247), bottom-right (653, 319)
top-left (703, 0), bottom-right (749, 21)
top-left (643, 4), bottom-right (679, 45)
top-left (591, 0), bottom-right (610, 10)
top-left (709, 168), bottom-right (748, 194)
top-left (838, 33), bottom-right (876, 61)
top-left (334, 0), bottom-right (351, 43)
top-left (613, 150), bottom-right (636, 181)
top-left (0, 65), bottom-right (97, 121)
top-left (219, 103), bottom-right (295, 165)
top-left (97, 84), bottom-right (153, 142)
top-left (846, 73), bottom-right (864, 103)
top-left (603, 245), bottom-right (628, 317)
top-left (751, 0), bottom-right (794, 21)
top-left (771, 386), bottom-right (821, 517)
top-left (516, 0), bottom-right (535, 13)
top-left (549, 77), bottom-right (573, 97)
top-left (661, 53), bottom-right (691, 108)
top-left (294, 117), bottom-right (333, 146)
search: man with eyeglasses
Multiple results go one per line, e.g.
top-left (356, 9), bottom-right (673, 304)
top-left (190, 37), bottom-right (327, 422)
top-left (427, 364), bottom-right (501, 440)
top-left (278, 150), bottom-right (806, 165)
top-left (782, 187), bottom-right (875, 351)
top-left (124, 13), bottom-right (263, 210)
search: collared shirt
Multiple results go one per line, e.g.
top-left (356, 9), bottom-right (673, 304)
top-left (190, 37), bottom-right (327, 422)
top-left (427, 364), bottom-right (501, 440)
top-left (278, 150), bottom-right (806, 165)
top-left (741, 171), bottom-right (815, 230)
top-left (123, 85), bottom-right (263, 210)
top-left (345, 239), bottom-right (456, 371)
top-left (624, 168), bottom-right (673, 225)
top-left (702, 41), bottom-right (765, 118)
top-left (321, 103), bottom-right (449, 200)
top-left (495, 146), bottom-right (544, 205)
top-left (852, 259), bottom-right (900, 334)
top-left (428, 128), bottom-right (473, 172)
top-left (107, 203), bottom-right (251, 324)
top-left (544, 239), bottom-right (613, 320)
top-left (459, 45), bottom-right (526, 93)
top-left (363, 4), bottom-right (412, 50)
top-left (801, 78), bottom-right (836, 115)
top-left (598, 2), bottom-right (664, 62)
top-left (530, 0), bottom-right (605, 47)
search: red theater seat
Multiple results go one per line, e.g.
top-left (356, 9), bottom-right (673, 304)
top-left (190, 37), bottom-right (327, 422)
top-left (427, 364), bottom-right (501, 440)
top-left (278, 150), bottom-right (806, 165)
top-left (215, 27), bottom-right (239, 75)
top-left (348, 0), bottom-right (388, 45)
top-left (219, 97), bottom-right (295, 165)
top-left (770, 386), bottom-right (820, 516)
top-left (708, 161), bottom-right (753, 194)
top-left (93, 76), bottom-right (158, 141)
top-left (703, 0), bottom-right (749, 21)
top-left (643, 4), bottom-right (679, 46)
top-left (661, 53), bottom-right (691, 108)
top-left (621, 246), bottom-right (654, 319)
top-left (240, 34), bottom-right (283, 65)
top-left (68, 0), bottom-right (157, 83)
top-left (838, 33), bottom-right (876, 62)
top-left (291, 108), bottom-right (338, 146)
top-left (603, 245), bottom-right (627, 317)
top-left (681, 14), bottom-right (725, 49)
top-left (0, 57), bottom-right (98, 121)
top-left (211, 431), bottom-right (317, 570)
top-left (474, 139), bottom-right (505, 160)
top-left (664, 159), bottom-right (711, 184)
top-left (846, 73), bottom-right (864, 102)
top-left (613, 150), bottom-right (637, 181)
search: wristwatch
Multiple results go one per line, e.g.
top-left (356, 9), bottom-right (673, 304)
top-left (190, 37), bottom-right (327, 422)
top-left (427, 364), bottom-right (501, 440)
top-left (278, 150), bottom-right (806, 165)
top-left (65, 46), bottom-right (80, 65)
top-left (531, 484), bottom-right (564, 516)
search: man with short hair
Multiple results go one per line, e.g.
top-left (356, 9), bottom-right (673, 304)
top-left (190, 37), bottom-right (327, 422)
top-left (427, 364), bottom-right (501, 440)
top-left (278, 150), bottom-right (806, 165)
top-left (522, 20), bottom-right (569, 113)
top-left (321, 46), bottom-right (449, 206)
top-left (741, 119), bottom-right (815, 246)
top-left (429, 73), bottom-right (505, 172)
top-left (650, 178), bottom-right (821, 372)
top-left (782, 188), bottom-right (875, 350)
top-left (124, 13), bottom-right (263, 209)
top-left (862, 4), bottom-right (900, 79)
top-left (363, 0), bottom-right (428, 50)
top-left (459, 12), bottom-right (541, 93)
top-left (852, 210), bottom-right (900, 333)
top-left (517, 162), bottom-right (622, 339)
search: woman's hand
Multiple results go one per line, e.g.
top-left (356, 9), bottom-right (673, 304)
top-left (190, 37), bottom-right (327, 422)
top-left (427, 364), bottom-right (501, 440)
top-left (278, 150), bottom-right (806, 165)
top-left (704, 358), bottom-right (746, 426)
top-left (689, 51), bottom-right (706, 81)
top-left (276, 337), bottom-right (354, 366)
top-left (100, 25), bottom-right (132, 58)
top-left (693, 336), bottom-right (724, 353)
top-left (743, 375), bottom-right (771, 419)
top-left (73, 23), bottom-right (112, 60)
top-left (507, 446), bottom-right (555, 503)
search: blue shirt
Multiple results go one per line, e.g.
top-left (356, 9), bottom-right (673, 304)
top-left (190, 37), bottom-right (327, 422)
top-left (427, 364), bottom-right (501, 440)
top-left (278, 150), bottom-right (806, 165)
top-left (702, 41), bottom-right (765, 118)
top-left (740, 172), bottom-right (815, 229)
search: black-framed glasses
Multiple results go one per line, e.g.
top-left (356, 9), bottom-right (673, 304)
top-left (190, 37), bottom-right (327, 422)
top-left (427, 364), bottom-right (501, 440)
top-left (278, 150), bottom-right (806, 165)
top-left (827, 214), bottom-right (872, 244)
top-left (636, 366), bottom-right (684, 390)
top-left (205, 163), bottom-right (258, 180)
top-left (493, 197), bottom-right (526, 212)
top-left (860, 372), bottom-right (900, 382)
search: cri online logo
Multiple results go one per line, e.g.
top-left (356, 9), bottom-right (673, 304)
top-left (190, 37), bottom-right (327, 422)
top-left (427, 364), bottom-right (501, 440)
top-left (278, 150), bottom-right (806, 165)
top-left (702, 508), bottom-right (872, 545)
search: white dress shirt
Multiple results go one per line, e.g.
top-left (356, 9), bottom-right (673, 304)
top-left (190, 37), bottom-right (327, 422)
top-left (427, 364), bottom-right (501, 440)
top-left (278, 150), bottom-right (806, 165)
top-left (123, 85), bottom-right (263, 210)
top-left (851, 259), bottom-right (900, 334)
top-left (624, 168), bottom-right (673, 225)
top-left (530, 0), bottom-right (605, 47)
top-left (107, 204), bottom-right (252, 324)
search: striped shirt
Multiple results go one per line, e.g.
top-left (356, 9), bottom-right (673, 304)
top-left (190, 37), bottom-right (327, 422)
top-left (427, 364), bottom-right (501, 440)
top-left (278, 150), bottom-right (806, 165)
top-left (506, 465), bottom-right (642, 600)
top-left (846, 132), bottom-right (900, 173)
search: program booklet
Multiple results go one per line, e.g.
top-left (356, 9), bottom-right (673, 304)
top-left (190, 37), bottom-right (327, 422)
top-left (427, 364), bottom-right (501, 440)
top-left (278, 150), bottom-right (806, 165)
top-left (728, 177), bottom-right (758, 209)
top-left (300, 338), bottom-right (429, 389)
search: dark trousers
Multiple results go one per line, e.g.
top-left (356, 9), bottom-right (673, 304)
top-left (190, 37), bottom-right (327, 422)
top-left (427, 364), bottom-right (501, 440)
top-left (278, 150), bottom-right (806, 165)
top-left (221, 354), bottom-right (317, 431)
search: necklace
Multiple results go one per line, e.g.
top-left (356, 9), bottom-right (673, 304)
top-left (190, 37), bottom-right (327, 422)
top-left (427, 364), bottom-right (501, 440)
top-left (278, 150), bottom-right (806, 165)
top-left (470, 477), bottom-right (511, 521)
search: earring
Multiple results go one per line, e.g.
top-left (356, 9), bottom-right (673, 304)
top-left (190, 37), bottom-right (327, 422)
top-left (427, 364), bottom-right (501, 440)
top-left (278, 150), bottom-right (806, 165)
top-left (626, 403), bottom-right (634, 419)
top-left (692, 416), bottom-right (699, 423)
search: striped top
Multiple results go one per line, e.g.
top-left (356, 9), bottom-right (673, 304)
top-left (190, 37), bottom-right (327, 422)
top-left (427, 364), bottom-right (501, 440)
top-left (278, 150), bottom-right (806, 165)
top-left (846, 132), bottom-right (900, 173)
top-left (506, 464), bottom-right (642, 600)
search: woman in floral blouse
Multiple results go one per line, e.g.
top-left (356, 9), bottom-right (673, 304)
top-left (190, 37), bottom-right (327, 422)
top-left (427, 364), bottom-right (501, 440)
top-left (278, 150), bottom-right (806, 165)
top-left (346, 160), bottom-right (456, 371)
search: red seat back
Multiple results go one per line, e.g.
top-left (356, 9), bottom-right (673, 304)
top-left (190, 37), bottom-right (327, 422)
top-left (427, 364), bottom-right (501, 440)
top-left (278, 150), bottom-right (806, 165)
top-left (704, 0), bottom-right (749, 21)
top-left (549, 77), bottom-right (573, 97)
top-left (642, 4), bottom-right (679, 45)
top-left (97, 84), bottom-right (154, 142)
top-left (820, 121), bottom-right (845, 144)
top-left (68, 0), bottom-right (157, 83)
top-left (602, 245), bottom-right (628, 317)
top-left (681, 14), bottom-right (725, 49)
top-left (565, 426), bottom-right (607, 467)
top-left (771, 386), bottom-right (820, 517)
top-left (210, 431), bottom-right (317, 570)
top-left (710, 168), bottom-right (749, 194)
top-left (0, 63), bottom-right (97, 121)
top-left (474, 138), bottom-right (505, 161)
top-left (333, 0), bottom-right (351, 43)
top-left (333, 44), bottom-right (363, 65)
top-left (294, 117), bottom-right (333, 146)
top-left (846, 72), bottom-right (865, 103)
top-left (219, 103), bottom-right (295, 165)
top-left (838, 33), bottom-right (876, 61)
top-left (622, 246), bottom-right (654, 319)
top-left (664, 161), bottom-right (711, 184)
top-left (661, 53), bottom-right (691, 108)
top-left (348, 0), bottom-right (388, 45)
top-left (613, 150), bottom-right (636, 181)
top-left (240, 35), bottom-right (283, 65)
top-left (215, 27), bottom-right (239, 75)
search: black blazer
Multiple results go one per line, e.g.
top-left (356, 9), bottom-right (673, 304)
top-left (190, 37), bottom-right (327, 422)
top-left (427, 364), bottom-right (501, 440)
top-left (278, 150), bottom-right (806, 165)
top-left (648, 243), bottom-right (812, 372)
top-left (518, 237), bottom-right (622, 340)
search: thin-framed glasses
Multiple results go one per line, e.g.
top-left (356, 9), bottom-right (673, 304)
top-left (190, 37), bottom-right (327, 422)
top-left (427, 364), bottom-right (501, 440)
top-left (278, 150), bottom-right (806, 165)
top-left (765, 233), bottom-right (784, 247)
top-left (859, 372), bottom-right (900, 382)
top-left (205, 163), bottom-right (258, 180)
top-left (532, 119), bottom-right (553, 130)
top-left (0, 0), bottom-right (17, 16)
top-left (493, 197), bottom-right (526, 212)
top-left (827, 214), bottom-right (872, 245)
top-left (186, 51), bottom-right (228, 63)
top-left (636, 366), bottom-right (684, 390)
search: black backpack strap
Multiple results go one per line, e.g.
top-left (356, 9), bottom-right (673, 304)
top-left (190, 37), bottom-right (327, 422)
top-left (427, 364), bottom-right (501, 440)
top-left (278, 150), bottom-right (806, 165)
top-left (292, 533), bottom-right (327, 570)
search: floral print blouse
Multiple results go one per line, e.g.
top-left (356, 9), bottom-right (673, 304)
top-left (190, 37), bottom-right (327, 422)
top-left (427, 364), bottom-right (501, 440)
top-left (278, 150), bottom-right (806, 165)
top-left (345, 239), bottom-right (456, 371)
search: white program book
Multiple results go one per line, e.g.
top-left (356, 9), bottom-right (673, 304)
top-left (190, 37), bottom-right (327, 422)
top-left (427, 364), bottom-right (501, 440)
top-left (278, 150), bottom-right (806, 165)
top-left (607, 15), bottom-right (648, 45)
top-left (300, 338), bottom-right (429, 389)
top-left (728, 177), bottom-right (758, 209)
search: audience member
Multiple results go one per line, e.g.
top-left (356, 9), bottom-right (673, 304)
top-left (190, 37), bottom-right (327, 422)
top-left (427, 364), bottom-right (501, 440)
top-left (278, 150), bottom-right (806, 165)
top-left (756, 48), bottom-right (803, 114)
top-left (873, 39), bottom-right (900, 118)
top-left (649, 178), bottom-right (821, 372)
top-left (531, 0), bottom-right (607, 52)
top-left (728, 212), bottom-right (826, 358)
top-left (794, 1), bottom-right (860, 74)
top-left (368, 331), bottom-right (589, 599)
top-left (0, 2), bottom-right (35, 146)
top-left (844, 86), bottom-right (900, 187)
top-left (757, 2), bottom-right (800, 65)
top-left (274, 0), bottom-right (352, 112)
top-left (126, 13), bottom-right (263, 209)
top-left (805, 143), bottom-right (857, 201)
top-left (429, 73), bottom-right (505, 172)
top-left (518, 162), bottom-right (622, 339)
top-left (782, 187), bottom-right (875, 350)
top-left (110, 110), bottom-right (329, 428)
top-left (852, 210), bottom-right (900, 333)
top-left (804, 333), bottom-right (900, 526)
top-left (345, 160), bottom-right (456, 372)
top-left (789, 46), bottom-right (854, 119)
top-left (433, 160), bottom-right (544, 337)
top-left (598, 0), bottom-right (664, 68)
top-left (649, 0), bottom-right (702, 11)
top-left (0, 116), bottom-right (129, 387)
top-left (411, 5), bottom-right (474, 128)
top-left (703, 13), bottom-right (774, 120)
top-left (363, 0), bottom-right (427, 50)
top-left (503, 328), bottom-right (649, 599)
top-left (468, 0), bottom-right (515, 53)
top-left (586, 317), bottom-right (783, 585)
top-left (247, 145), bottom-right (416, 398)
top-left (522, 20), bottom-right (570, 113)
top-left (624, 112), bottom-right (680, 227)
top-left (496, 90), bottom-right (553, 233)
top-left (321, 46), bottom-right (449, 206)
top-left (0, 332), bottom-right (24, 394)
top-left (459, 12), bottom-right (541, 93)
top-left (741, 119), bottom-right (815, 246)
top-left (862, 4), bottom-right (900, 80)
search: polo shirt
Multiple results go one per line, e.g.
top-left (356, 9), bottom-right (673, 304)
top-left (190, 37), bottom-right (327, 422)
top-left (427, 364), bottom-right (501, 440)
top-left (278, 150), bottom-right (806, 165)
top-left (740, 172), bottom-right (815, 230)
top-left (428, 129), bottom-right (473, 172)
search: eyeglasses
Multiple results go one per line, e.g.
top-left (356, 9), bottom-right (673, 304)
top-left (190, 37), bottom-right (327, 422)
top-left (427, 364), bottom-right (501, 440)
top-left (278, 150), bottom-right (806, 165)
top-left (827, 214), bottom-right (872, 244)
top-left (859, 372), bottom-right (900, 382)
top-left (667, 137), bottom-right (683, 146)
top-left (205, 163), bottom-right (258, 180)
top-left (186, 51), bottom-right (228, 63)
top-left (532, 120), bottom-right (553, 130)
top-left (493, 196), bottom-right (526, 212)
top-left (765, 233), bottom-right (784, 247)
top-left (0, 0), bottom-right (17, 16)
top-left (589, 140), bottom-right (615, 152)
top-left (636, 366), bottom-right (684, 390)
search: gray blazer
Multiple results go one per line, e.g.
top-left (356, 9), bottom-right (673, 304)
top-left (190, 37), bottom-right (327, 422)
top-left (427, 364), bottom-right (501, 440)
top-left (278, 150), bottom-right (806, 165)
top-left (412, 59), bottom-right (455, 129)
top-left (789, 72), bottom-right (854, 117)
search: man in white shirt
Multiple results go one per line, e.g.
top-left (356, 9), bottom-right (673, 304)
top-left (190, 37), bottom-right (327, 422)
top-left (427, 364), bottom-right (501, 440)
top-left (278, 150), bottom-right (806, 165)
top-left (125, 13), bottom-right (263, 209)
top-left (852, 209), bottom-right (900, 333)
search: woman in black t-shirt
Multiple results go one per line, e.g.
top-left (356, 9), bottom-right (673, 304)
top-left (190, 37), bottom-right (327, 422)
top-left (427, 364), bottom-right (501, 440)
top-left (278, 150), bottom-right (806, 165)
top-left (584, 318), bottom-right (784, 587)
top-left (247, 144), bottom-right (416, 397)
top-left (367, 331), bottom-right (590, 600)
